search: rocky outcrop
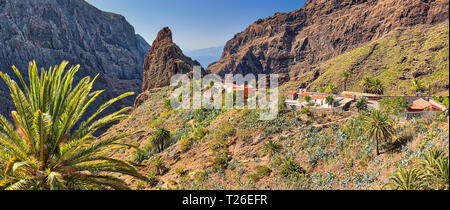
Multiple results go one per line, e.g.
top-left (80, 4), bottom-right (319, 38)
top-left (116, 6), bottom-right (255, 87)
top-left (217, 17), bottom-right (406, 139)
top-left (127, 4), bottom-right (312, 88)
top-left (207, 0), bottom-right (449, 82)
top-left (0, 0), bottom-right (149, 120)
top-left (141, 27), bottom-right (202, 92)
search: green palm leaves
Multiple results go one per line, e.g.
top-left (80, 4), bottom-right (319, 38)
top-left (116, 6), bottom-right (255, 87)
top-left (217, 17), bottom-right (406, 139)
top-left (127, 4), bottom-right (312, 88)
top-left (384, 149), bottom-right (449, 190)
top-left (423, 148), bottom-right (449, 190)
top-left (383, 168), bottom-right (426, 190)
top-left (362, 110), bottom-right (394, 156)
top-left (150, 127), bottom-right (171, 153)
top-left (0, 61), bottom-right (146, 190)
top-left (360, 77), bottom-right (384, 95)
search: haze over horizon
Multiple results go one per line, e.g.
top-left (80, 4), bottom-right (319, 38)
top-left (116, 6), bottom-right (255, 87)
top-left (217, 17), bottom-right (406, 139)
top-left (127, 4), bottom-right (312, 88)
top-left (85, 0), bottom-right (306, 51)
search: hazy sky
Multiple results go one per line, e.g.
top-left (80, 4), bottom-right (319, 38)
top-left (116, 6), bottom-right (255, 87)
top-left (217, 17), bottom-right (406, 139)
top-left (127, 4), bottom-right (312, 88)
top-left (86, 0), bottom-right (306, 51)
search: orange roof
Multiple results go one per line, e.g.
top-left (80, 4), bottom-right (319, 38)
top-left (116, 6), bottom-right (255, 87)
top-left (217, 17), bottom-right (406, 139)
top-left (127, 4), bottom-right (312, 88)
top-left (409, 98), bottom-right (432, 110)
top-left (312, 95), bottom-right (326, 100)
top-left (299, 92), bottom-right (312, 97)
top-left (286, 91), bottom-right (297, 95)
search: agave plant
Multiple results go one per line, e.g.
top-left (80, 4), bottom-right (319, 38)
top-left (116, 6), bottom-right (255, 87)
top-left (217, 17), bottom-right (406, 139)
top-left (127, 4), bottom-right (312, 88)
top-left (0, 61), bottom-right (147, 190)
top-left (383, 167), bottom-right (426, 190)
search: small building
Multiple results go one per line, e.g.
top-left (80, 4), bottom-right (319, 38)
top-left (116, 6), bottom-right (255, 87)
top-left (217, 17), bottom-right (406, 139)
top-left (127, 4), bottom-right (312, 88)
top-left (405, 98), bottom-right (446, 120)
top-left (407, 98), bottom-right (444, 112)
top-left (222, 82), bottom-right (255, 98)
top-left (286, 91), bottom-right (298, 100)
top-left (312, 95), bottom-right (335, 109)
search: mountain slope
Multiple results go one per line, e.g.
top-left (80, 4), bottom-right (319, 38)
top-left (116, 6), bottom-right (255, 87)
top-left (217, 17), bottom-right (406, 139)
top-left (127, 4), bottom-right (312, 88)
top-left (295, 21), bottom-right (449, 95)
top-left (207, 0), bottom-right (449, 84)
top-left (0, 0), bottom-right (149, 120)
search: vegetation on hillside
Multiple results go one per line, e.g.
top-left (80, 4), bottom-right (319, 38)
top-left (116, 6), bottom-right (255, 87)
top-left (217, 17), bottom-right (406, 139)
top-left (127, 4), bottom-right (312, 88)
top-left (306, 22), bottom-right (449, 96)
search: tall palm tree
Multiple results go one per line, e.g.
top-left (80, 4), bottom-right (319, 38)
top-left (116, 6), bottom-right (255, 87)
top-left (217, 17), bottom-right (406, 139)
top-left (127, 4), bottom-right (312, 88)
top-left (360, 77), bottom-right (373, 93)
top-left (342, 71), bottom-right (350, 91)
top-left (362, 110), bottom-right (394, 156)
top-left (151, 127), bottom-right (171, 153)
top-left (360, 77), bottom-right (384, 95)
top-left (0, 61), bottom-right (147, 190)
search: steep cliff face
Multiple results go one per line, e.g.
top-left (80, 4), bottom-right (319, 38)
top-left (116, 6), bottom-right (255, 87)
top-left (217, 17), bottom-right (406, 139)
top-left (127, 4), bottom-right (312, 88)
top-left (207, 0), bottom-right (449, 82)
top-left (141, 27), bottom-right (202, 91)
top-left (0, 0), bottom-right (149, 119)
top-left (135, 27), bottom-right (202, 107)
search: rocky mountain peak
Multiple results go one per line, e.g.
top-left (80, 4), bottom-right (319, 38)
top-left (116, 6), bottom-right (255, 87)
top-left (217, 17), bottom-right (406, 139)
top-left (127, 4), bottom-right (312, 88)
top-left (141, 27), bottom-right (202, 92)
top-left (153, 27), bottom-right (173, 44)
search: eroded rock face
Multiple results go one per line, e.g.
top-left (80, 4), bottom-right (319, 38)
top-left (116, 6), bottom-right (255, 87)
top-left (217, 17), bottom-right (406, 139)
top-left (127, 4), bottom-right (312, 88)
top-left (207, 0), bottom-right (449, 80)
top-left (141, 27), bottom-right (202, 91)
top-left (0, 0), bottom-right (149, 120)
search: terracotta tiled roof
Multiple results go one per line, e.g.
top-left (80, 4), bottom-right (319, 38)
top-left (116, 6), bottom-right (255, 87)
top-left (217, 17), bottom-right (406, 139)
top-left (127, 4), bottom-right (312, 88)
top-left (312, 95), bottom-right (326, 99)
top-left (409, 98), bottom-right (432, 110)
top-left (286, 91), bottom-right (297, 95)
top-left (299, 92), bottom-right (312, 97)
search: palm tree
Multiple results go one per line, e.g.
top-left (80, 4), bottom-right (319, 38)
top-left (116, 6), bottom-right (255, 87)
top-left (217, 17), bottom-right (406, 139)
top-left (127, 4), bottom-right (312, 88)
top-left (372, 79), bottom-right (384, 95)
top-left (342, 71), bottom-right (350, 91)
top-left (362, 110), bottom-right (394, 156)
top-left (360, 77), bottom-right (373, 93)
top-left (383, 167), bottom-right (426, 190)
top-left (0, 61), bottom-right (147, 190)
top-left (325, 96), bottom-right (334, 107)
top-left (423, 148), bottom-right (449, 190)
top-left (360, 77), bottom-right (384, 95)
top-left (355, 97), bottom-right (368, 112)
top-left (151, 127), bottom-right (171, 153)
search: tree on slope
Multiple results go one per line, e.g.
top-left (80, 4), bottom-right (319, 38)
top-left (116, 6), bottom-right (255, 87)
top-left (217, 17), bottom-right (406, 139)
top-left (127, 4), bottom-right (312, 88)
top-left (362, 110), bottom-right (394, 156)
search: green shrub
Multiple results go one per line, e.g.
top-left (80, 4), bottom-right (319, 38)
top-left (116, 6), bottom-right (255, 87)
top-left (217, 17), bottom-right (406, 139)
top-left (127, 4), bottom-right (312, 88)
top-left (175, 167), bottom-right (187, 177)
top-left (194, 126), bottom-right (209, 141)
top-left (193, 171), bottom-right (208, 182)
top-left (263, 140), bottom-right (282, 157)
top-left (146, 171), bottom-right (159, 187)
top-left (152, 156), bottom-right (165, 175)
top-left (256, 166), bottom-right (272, 177)
top-left (280, 157), bottom-right (306, 178)
top-left (180, 137), bottom-right (193, 152)
top-left (132, 150), bottom-right (151, 164)
top-left (355, 97), bottom-right (368, 112)
top-left (301, 107), bottom-right (312, 115)
top-left (164, 98), bottom-right (173, 111)
top-left (212, 154), bottom-right (229, 173)
top-left (247, 173), bottom-right (260, 183)
top-left (379, 97), bottom-right (409, 117)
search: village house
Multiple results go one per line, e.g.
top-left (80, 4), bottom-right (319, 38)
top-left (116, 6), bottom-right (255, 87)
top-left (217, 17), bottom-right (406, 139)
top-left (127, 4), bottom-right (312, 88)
top-left (222, 82), bottom-right (255, 98)
top-left (405, 98), bottom-right (446, 119)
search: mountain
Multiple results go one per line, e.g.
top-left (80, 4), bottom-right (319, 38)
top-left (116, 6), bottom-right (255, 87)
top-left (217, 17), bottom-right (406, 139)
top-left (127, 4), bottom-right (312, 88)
top-left (185, 46), bottom-right (223, 69)
top-left (0, 0), bottom-right (149, 120)
top-left (99, 0), bottom-right (449, 190)
top-left (305, 21), bottom-right (449, 96)
top-left (207, 0), bottom-right (449, 87)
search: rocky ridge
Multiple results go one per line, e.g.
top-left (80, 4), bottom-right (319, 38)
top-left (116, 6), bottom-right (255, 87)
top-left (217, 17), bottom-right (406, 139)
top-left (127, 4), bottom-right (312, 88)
top-left (0, 0), bottom-right (149, 120)
top-left (207, 0), bottom-right (449, 84)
